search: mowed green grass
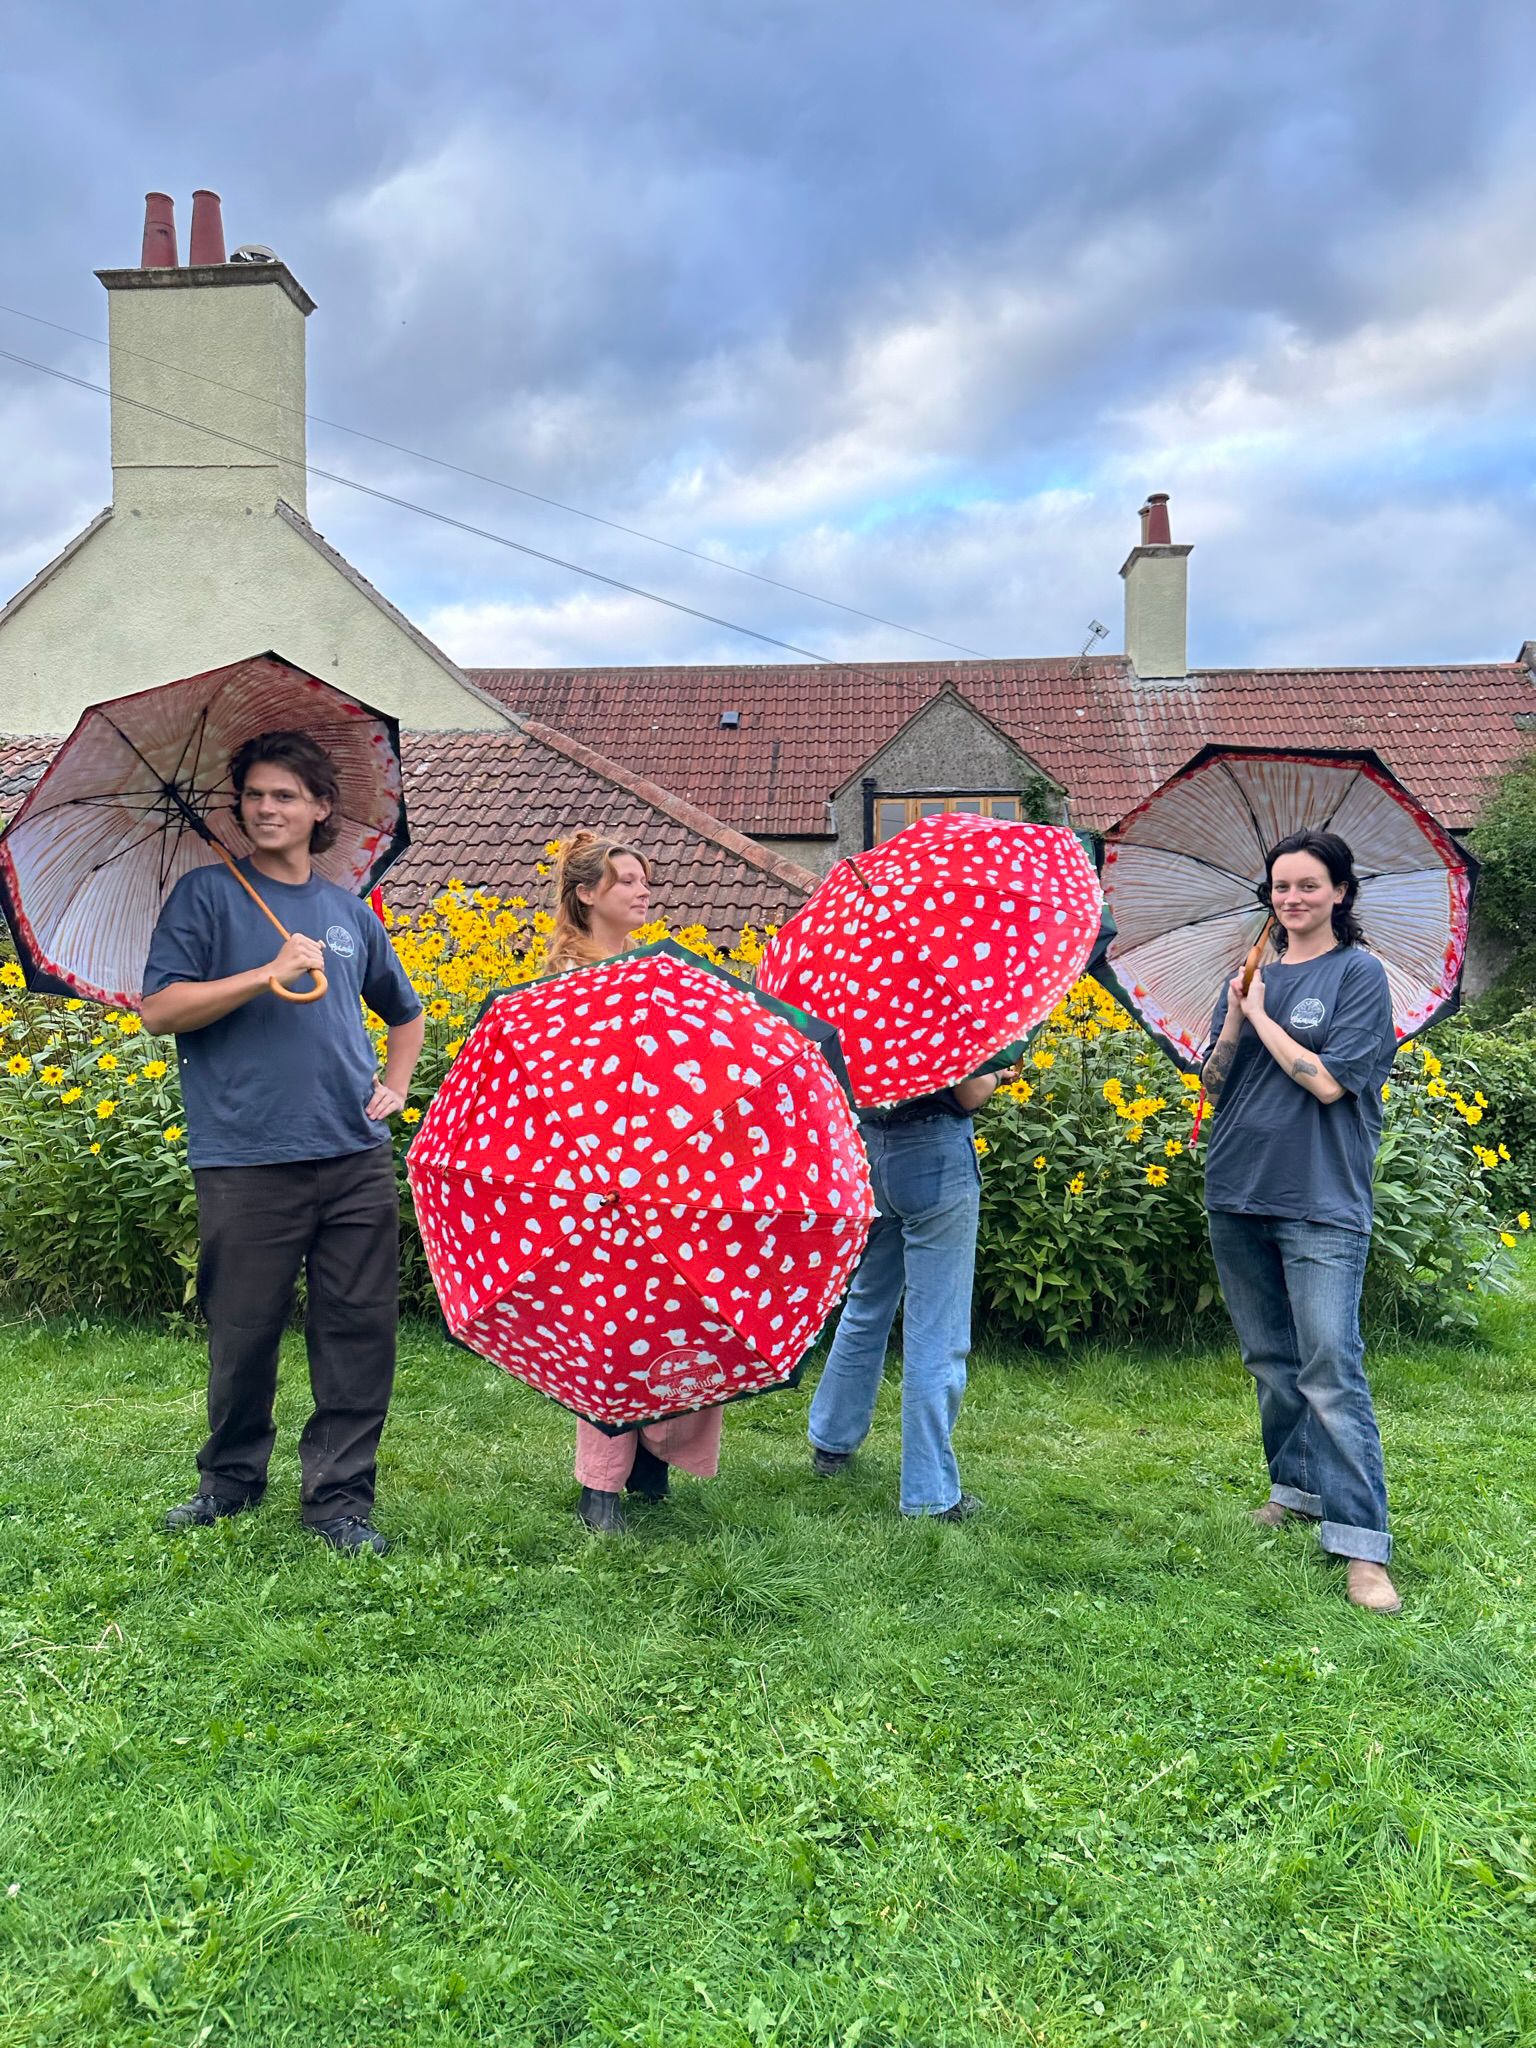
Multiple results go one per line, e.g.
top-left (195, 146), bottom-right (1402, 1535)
top-left (2, 1274), bottom-right (1534, 2046)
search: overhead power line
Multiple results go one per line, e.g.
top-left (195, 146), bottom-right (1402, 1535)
top-left (2, 342), bottom-right (1056, 733)
top-left (0, 300), bottom-right (988, 659)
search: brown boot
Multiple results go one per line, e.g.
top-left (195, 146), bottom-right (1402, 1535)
top-left (1250, 1500), bottom-right (1289, 1530)
top-left (1346, 1560), bottom-right (1402, 1614)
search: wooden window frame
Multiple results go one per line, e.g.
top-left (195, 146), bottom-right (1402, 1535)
top-left (866, 789), bottom-right (1026, 846)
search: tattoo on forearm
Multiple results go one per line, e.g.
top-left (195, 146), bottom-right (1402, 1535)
top-left (1292, 1057), bottom-right (1319, 1083)
top-left (1203, 1041), bottom-right (1236, 1103)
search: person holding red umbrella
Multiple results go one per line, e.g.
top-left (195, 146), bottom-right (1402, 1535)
top-left (1201, 829), bottom-right (1401, 1614)
top-left (758, 811), bottom-right (1102, 1521)
top-left (141, 730), bottom-right (424, 1555)
top-left (544, 831), bottom-right (726, 1535)
top-left (807, 1058), bottom-right (1002, 1520)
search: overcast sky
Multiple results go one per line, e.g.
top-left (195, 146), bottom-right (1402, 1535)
top-left (3, 0), bottom-right (1533, 674)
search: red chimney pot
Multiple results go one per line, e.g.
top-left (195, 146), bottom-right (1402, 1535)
top-left (141, 192), bottom-right (178, 267)
top-left (189, 189), bottom-right (226, 265)
top-left (1145, 492), bottom-right (1172, 545)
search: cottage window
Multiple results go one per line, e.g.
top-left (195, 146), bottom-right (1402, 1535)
top-left (873, 793), bottom-right (1023, 841)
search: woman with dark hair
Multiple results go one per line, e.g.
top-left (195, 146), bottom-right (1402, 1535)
top-left (1201, 829), bottom-right (1402, 1613)
top-left (543, 832), bottom-right (726, 1534)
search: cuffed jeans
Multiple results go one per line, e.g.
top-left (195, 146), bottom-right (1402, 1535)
top-left (1208, 1210), bottom-right (1391, 1563)
top-left (809, 1117), bottom-right (980, 1515)
top-left (193, 1146), bottom-right (400, 1524)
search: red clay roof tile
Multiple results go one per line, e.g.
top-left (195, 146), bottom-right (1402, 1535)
top-left (0, 735), bottom-right (57, 815)
top-left (470, 657), bottom-right (1536, 834)
top-left (389, 723), bottom-right (815, 941)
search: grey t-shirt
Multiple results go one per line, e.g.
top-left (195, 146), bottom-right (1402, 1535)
top-left (1203, 947), bottom-right (1396, 1234)
top-left (142, 859), bottom-right (422, 1170)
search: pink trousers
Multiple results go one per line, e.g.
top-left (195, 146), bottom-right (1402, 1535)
top-left (573, 1408), bottom-right (724, 1489)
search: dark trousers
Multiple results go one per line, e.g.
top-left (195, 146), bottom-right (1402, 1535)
top-left (193, 1146), bottom-right (400, 1524)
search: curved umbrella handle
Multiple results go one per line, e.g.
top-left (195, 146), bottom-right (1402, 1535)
top-left (1239, 915), bottom-right (1275, 995)
top-left (269, 969), bottom-right (328, 1004)
top-left (209, 843), bottom-right (331, 1005)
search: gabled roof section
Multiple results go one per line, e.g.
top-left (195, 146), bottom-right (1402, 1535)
top-left (387, 722), bottom-right (817, 943)
top-left (828, 681), bottom-right (1060, 800)
top-left (471, 655), bottom-right (1536, 834)
top-left (0, 508), bottom-right (113, 636)
top-left (470, 657), bottom-right (1098, 838)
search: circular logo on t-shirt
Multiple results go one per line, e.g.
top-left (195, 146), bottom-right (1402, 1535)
top-left (1289, 996), bottom-right (1325, 1029)
top-left (325, 924), bottom-right (357, 959)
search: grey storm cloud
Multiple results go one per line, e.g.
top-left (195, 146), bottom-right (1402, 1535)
top-left (3, 0), bottom-right (1535, 671)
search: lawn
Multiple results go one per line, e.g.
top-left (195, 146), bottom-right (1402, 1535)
top-left (2, 1272), bottom-right (1534, 2047)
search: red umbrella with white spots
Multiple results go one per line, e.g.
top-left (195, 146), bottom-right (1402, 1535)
top-left (406, 949), bottom-right (873, 1429)
top-left (756, 813), bottom-right (1103, 1108)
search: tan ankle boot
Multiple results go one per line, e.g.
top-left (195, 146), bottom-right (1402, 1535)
top-left (1346, 1560), bottom-right (1402, 1614)
top-left (1250, 1500), bottom-right (1289, 1529)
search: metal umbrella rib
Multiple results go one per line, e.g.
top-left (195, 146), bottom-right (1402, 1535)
top-left (0, 652), bottom-right (408, 1009)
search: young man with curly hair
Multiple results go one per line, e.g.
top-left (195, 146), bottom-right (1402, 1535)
top-left (141, 730), bottom-right (423, 1554)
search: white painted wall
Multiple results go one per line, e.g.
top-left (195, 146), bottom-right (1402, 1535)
top-left (0, 495), bottom-right (502, 733)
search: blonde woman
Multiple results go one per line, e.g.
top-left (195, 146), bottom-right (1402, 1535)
top-left (545, 832), bottom-right (726, 1532)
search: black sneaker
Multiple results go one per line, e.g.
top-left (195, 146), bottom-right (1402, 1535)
top-left (811, 1447), bottom-right (851, 1477)
top-left (164, 1491), bottom-right (252, 1531)
top-left (934, 1493), bottom-right (983, 1523)
top-left (577, 1487), bottom-right (626, 1534)
top-left (626, 1443), bottom-right (670, 1502)
top-left (310, 1514), bottom-right (390, 1555)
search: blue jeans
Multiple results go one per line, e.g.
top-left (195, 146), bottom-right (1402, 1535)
top-left (1207, 1211), bottom-right (1391, 1563)
top-left (809, 1117), bottom-right (980, 1515)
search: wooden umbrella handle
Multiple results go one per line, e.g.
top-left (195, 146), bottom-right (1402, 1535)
top-left (210, 843), bottom-right (329, 1004)
top-left (1240, 915), bottom-right (1275, 996)
top-left (270, 969), bottom-right (328, 1004)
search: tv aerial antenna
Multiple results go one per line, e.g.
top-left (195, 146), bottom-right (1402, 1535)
top-left (1069, 618), bottom-right (1108, 683)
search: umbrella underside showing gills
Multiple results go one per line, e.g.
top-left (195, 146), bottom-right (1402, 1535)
top-left (759, 813), bottom-right (1103, 1108)
top-left (1101, 748), bottom-right (1476, 1068)
top-left (0, 653), bottom-right (406, 1008)
top-left (408, 951), bottom-right (873, 1429)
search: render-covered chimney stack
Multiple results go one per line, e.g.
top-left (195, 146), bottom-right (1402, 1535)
top-left (98, 188), bottom-right (314, 515)
top-left (1120, 491), bottom-right (1191, 679)
top-left (140, 193), bottom-right (178, 266)
top-left (188, 188), bottom-right (226, 265)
